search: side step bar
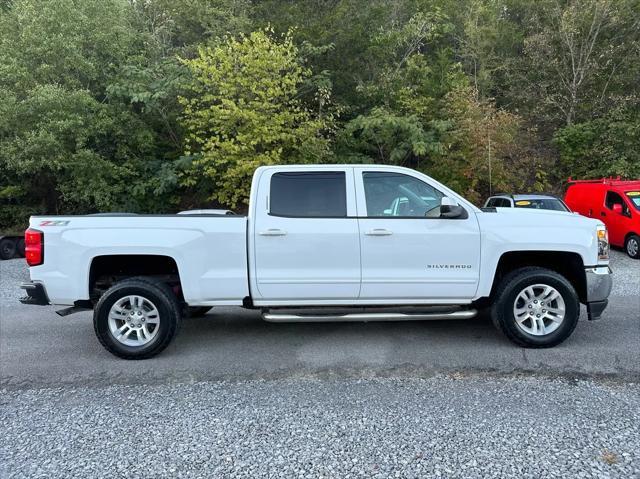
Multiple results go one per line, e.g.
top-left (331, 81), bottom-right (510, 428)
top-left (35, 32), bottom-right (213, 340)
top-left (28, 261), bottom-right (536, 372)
top-left (262, 309), bottom-right (477, 323)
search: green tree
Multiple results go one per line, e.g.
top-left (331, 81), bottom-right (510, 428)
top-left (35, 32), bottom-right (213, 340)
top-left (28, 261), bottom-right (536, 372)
top-left (0, 0), bottom-right (170, 218)
top-left (433, 86), bottom-right (547, 203)
top-left (510, 0), bottom-right (640, 128)
top-left (179, 29), bottom-right (332, 208)
top-left (554, 106), bottom-right (640, 179)
top-left (0, 0), bottom-right (252, 224)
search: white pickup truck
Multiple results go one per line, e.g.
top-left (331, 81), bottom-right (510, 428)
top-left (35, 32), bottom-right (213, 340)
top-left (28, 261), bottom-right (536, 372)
top-left (20, 165), bottom-right (612, 359)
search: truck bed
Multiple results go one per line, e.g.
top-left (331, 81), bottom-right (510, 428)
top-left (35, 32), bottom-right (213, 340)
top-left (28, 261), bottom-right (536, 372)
top-left (27, 215), bottom-right (249, 306)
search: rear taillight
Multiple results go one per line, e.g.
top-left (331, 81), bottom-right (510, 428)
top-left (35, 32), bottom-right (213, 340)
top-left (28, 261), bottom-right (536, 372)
top-left (25, 228), bottom-right (44, 266)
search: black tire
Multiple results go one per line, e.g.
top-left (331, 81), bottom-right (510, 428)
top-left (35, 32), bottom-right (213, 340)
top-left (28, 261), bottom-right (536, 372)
top-left (93, 277), bottom-right (181, 359)
top-left (625, 234), bottom-right (640, 259)
top-left (16, 238), bottom-right (25, 257)
top-left (0, 238), bottom-right (17, 260)
top-left (188, 306), bottom-right (213, 318)
top-left (490, 267), bottom-right (579, 348)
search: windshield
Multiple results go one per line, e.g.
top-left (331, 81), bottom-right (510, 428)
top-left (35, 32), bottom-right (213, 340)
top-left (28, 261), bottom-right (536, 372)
top-left (626, 191), bottom-right (640, 211)
top-left (514, 198), bottom-right (570, 212)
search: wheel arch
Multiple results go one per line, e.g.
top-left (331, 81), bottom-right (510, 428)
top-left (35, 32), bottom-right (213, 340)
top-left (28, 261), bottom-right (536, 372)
top-left (624, 231), bottom-right (639, 243)
top-left (488, 251), bottom-right (587, 303)
top-left (88, 254), bottom-right (183, 302)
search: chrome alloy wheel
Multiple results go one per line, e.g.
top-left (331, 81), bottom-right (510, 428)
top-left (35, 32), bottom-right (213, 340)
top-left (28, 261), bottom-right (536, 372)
top-left (627, 237), bottom-right (639, 257)
top-left (513, 284), bottom-right (566, 336)
top-left (108, 295), bottom-right (160, 347)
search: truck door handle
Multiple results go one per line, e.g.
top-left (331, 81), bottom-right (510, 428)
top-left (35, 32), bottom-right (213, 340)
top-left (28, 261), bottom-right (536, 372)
top-left (365, 228), bottom-right (393, 236)
top-left (600, 211), bottom-right (606, 217)
top-left (259, 228), bottom-right (287, 236)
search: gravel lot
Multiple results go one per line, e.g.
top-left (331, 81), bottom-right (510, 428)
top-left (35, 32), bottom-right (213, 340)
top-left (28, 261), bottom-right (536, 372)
top-left (1, 250), bottom-right (638, 478)
top-left (1, 376), bottom-right (639, 478)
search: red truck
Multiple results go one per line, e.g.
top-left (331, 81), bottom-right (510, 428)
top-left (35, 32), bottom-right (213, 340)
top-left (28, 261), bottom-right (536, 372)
top-left (565, 178), bottom-right (640, 259)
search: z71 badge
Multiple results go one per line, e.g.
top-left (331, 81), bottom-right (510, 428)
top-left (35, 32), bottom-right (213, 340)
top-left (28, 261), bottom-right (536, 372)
top-left (39, 220), bottom-right (70, 226)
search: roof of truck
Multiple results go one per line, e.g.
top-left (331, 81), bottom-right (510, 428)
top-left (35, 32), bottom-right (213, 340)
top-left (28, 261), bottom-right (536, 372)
top-left (257, 164), bottom-right (403, 169)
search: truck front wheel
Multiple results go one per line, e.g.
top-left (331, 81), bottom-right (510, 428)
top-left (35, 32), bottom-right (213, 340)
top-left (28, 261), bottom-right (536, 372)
top-left (93, 277), bottom-right (181, 359)
top-left (491, 267), bottom-right (579, 348)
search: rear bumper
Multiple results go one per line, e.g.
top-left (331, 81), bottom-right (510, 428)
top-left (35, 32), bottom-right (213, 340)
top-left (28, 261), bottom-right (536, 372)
top-left (19, 282), bottom-right (50, 306)
top-left (584, 266), bottom-right (612, 320)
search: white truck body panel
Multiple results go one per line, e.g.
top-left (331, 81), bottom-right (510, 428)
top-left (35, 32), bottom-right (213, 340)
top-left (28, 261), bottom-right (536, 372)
top-left (28, 165), bottom-right (606, 308)
top-left (250, 166), bottom-right (361, 301)
top-left (28, 216), bottom-right (249, 305)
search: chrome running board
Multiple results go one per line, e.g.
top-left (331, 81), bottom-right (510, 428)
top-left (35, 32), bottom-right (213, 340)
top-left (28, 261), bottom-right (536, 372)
top-left (262, 309), bottom-right (477, 323)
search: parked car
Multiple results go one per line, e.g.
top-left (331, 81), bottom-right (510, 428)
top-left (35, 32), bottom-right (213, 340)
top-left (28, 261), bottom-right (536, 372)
top-left (484, 194), bottom-right (571, 212)
top-left (564, 178), bottom-right (640, 259)
top-left (20, 165), bottom-right (612, 359)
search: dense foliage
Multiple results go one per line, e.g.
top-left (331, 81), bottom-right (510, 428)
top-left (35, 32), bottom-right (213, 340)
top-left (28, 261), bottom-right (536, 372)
top-left (0, 0), bottom-right (638, 226)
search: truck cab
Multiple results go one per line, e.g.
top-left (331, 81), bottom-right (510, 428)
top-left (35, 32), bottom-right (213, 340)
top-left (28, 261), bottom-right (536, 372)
top-left (249, 166), bottom-right (479, 304)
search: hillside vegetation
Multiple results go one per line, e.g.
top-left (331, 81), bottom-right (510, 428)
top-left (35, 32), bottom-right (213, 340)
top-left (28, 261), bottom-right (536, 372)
top-left (1, 0), bottom-right (638, 225)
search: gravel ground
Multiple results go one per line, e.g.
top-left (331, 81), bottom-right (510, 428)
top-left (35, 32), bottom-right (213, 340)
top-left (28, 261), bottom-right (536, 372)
top-left (607, 249), bottom-right (640, 298)
top-left (1, 375), bottom-right (638, 479)
top-left (0, 256), bottom-right (28, 304)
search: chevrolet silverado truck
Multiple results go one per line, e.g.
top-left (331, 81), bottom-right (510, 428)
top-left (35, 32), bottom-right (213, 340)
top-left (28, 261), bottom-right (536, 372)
top-left (20, 165), bottom-right (613, 359)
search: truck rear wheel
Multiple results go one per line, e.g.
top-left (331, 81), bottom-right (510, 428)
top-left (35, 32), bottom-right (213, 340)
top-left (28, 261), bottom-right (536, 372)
top-left (491, 267), bottom-right (579, 348)
top-left (93, 277), bottom-right (181, 359)
top-left (0, 238), bottom-right (16, 260)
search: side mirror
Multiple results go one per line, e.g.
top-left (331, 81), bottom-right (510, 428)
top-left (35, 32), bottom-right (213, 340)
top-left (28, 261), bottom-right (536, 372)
top-left (440, 197), bottom-right (465, 219)
top-left (612, 203), bottom-right (623, 215)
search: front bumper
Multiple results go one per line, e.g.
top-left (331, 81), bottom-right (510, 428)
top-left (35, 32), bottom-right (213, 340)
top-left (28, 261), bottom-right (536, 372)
top-left (584, 266), bottom-right (612, 320)
top-left (19, 282), bottom-right (50, 306)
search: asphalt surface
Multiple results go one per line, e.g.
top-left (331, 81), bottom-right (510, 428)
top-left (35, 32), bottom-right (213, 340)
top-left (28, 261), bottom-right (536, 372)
top-left (1, 250), bottom-right (639, 478)
top-left (1, 250), bottom-right (638, 387)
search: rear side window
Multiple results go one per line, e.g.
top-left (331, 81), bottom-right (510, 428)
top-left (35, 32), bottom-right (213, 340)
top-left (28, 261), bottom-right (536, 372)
top-left (270, 172), bottom-right (347, 217)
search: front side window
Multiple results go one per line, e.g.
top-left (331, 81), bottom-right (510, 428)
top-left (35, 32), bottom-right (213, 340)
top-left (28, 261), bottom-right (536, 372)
top-left (270, 172), bottom-right (347, 217)
top-left (362, 172), bottom-right (444, 217)
top-left (605, 191), bottom-right (630, 216)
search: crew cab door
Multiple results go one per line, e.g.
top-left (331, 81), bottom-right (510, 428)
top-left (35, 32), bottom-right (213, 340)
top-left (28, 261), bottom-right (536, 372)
top-left (354, 168), bottom-right (480, 301)
top-left (251, 168), bottom-right (360, 301)
top-left (603, 190), bottom-right (633, 246)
